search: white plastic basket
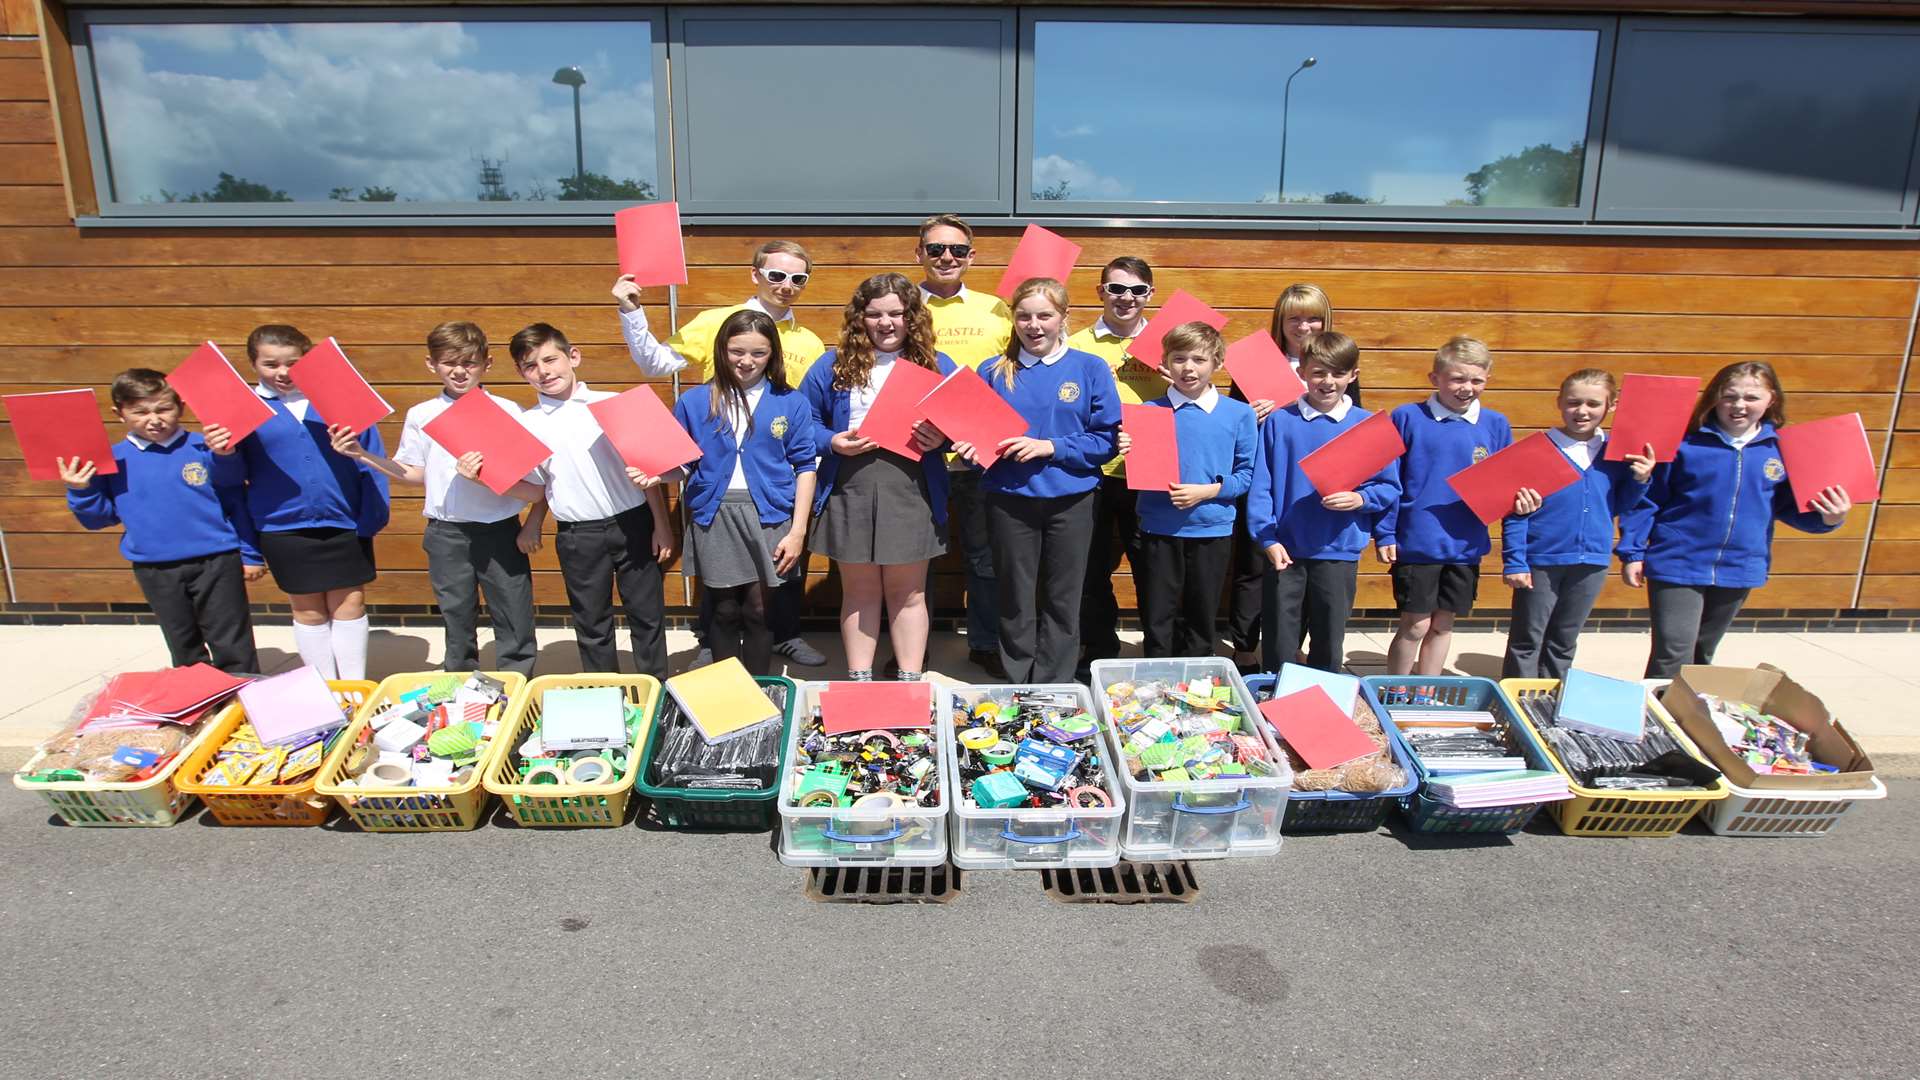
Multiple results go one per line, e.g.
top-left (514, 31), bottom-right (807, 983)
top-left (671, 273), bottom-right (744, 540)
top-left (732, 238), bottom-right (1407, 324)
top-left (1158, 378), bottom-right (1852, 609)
top-left (941, 683), bottom-right (1125, 871)
top-left (1700, 777), bottom-right (1887, 837)
top-left (776, 681), bottom-right (950, 868)
top-left (1089, 657), bottom-right (1293, 861)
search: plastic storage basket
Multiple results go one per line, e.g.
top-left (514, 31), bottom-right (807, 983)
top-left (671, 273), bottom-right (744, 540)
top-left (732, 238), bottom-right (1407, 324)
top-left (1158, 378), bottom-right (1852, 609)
top-left (941, 683), bottom-right (1126, 871)
top-left (1362, 675), bottom-right (1560, 835)
top-left (1701, 777), bottom-right (1887, 837)
top-left (314, 670), bottom-right (528, 832)
top-left (634, 675), bottom-right (796, 830)
top-left (1090, 658), bottom-right (1292, 860)
top-left (483, 674), bottom-right (661, 828)
top-left (776, 681), bottom-right (950, 868)
top-left (12, 709), bottom-right (229, 827)
top-left (1243, 674), bottom-right (1418, 833)
top-left (174, 679), bottom-right (375, 827)
top-left (1502, 678), bottom-right (1729, 837)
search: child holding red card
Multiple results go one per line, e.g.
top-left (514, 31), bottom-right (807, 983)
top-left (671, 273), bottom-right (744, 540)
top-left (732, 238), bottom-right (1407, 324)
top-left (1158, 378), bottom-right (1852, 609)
top-left (1112, 322), bottom-right (1254, 659)
top-left (1500, 370), bottom-right (1656, 681)
top-left (1246, 333), bottom-right (1398, 674)
top-left (206, 325), bottom-right (389, 680)
top-left (61, 369), bottom-right (259, 674)
top-left (1619, 361), bottom-right (1850, 678)
top-left (798, 273), bottom-right (955, 681)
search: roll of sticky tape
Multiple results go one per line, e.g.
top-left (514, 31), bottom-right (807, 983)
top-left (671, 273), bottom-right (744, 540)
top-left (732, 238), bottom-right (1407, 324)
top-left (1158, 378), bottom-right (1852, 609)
top-left (523, 764), bottom-right (566, 786)
top-left (367, 760), bottom-right (412, 787)
top-left (567, 756), bottom-right (614, 785)
top-left (1066, 785), bottom-right (1113, 808)
top-left (852, 792), bottom-right (901, 811)
top-left (797, 789), bottom-right (840, 808)
top-left (958, 727), bottom-right (999, 752)
top-left (857, 730), bottom-right (901, 749)
top-left (983, 741), bottom-right (1016, 767)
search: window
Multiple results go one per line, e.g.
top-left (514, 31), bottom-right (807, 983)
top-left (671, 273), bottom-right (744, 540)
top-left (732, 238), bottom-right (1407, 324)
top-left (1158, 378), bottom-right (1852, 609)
top-left (75, 8), bottom-right (668, 216)
top-left (1023, 14), bottom-right (1604, 217)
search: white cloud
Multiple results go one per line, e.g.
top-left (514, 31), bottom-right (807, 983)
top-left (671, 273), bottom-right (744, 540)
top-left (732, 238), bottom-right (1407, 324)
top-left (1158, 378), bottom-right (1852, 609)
top-left (1031, 154), bottom-right (1131, 199)
top-left (1052, 123), bottom-right (1096, 138)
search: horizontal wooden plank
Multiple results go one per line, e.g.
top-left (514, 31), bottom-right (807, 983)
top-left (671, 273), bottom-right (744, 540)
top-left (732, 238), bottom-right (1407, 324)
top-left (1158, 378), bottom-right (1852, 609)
top-left (1864, 540), bottom-right (1920, 574)
top-left (2, 0), bottom-right (40, 39)
top-left (8, 567), bottom-right (690, 607)
top-left (1881, 469), bottom-right (1920, 502)
top-left (1871, 504), bottom-right (1920, 539)
top-left (1902, 395), bottom-right (1920, 431)
top-left (1857, 574), bottom-right (1920, 608)
top-left (0, 184), bottom-right (67, 226)
top-left (1891, 433), bottom-right (1920, 469)
top-left (0, 143), bottom-right (61, 186)
top-left (0, 57), bottom-right (47, 103)
top-left (0, 100), bottom-right (51, 143)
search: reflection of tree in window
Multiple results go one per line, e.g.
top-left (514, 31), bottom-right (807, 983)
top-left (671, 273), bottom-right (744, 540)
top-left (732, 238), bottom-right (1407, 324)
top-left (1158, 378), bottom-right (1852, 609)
top-left (1032, 179), bottom-right (1071, 201)
top-left (160, 172), bottom-right (290, 203)
top-left (330, 186), bottom-right (398, 202)
top-left (1463, 141), bottom-right (1584, 207)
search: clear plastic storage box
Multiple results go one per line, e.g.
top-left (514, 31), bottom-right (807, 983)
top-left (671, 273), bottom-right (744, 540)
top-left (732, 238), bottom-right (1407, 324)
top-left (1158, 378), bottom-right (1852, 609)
top-left (776, 681), bottom-right (951, 868)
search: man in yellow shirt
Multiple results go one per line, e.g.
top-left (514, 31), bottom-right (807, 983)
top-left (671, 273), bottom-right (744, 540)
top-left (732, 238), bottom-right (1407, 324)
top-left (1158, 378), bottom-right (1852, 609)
top-left (614, 239), bottom-right (829, 668)
top-left (917, 214), bottom-right (1011, 677)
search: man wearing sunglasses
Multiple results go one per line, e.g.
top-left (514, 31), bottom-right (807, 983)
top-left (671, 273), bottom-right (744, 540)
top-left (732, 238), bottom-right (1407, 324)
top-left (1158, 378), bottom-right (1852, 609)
top-left (915, 214), bottom-right (1012, 679)
top-left (615, 238), bottom-right (830, 670)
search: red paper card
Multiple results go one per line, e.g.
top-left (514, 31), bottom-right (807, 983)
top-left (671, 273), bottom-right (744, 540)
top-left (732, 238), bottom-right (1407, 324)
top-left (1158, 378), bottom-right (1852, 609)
top-left (587, 386), bottom-right (702, 478)
top-left (1122, 403), bottom-right (1180, 492)
top-left (916, 367), bottom-right (1029, 470)
top-left (1128, 290), bottom-right (1228, 371)
top-left (1223, 332), bottom-right (1307, 409)
top-left (169, 341), bottom-right (274, 443)
top-left (614, 201), bottom-right (688, 286)
top-left (1446, 432), bottom-right (1581, 525)
top-left (994, 224), bottom-right (1082, 301)
top-left (1298, 410), bottom-right (1405, 497)
top-left (1259, 686), bottom-right (1377, 771)
top-left (5, 389), bottom-right (118, 481)
top-left (819, 681), bottom-right (933, 736)
top-left (289, 337), bottom-right (392, 434)
top-left (1777, 412), bottom-right (1880, 511)
top-left (856, 360), bottom-right (944, 460)
top-left (421, 389), bottom-right (553, 497)
top-left (1604, 374), bottom-right (1700, 462)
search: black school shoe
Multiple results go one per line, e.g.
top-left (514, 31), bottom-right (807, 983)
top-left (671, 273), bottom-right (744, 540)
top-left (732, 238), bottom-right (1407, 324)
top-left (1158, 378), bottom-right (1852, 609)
top-left (968, 649), bottom-right (1008, 680)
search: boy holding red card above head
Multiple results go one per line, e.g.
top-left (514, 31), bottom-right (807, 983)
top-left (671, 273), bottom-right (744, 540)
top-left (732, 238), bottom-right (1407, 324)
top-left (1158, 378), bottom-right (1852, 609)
top-left (1112, 322), bottom-right (1255, 659)
top-left (1246, 333), bottom-right (1398, 675)
top-left (59, 369), bottom-right (259, 674)
top-left (329, 322), bottom-right (543, 677)
top-left (1376, 336), bottom-right (1538, 677)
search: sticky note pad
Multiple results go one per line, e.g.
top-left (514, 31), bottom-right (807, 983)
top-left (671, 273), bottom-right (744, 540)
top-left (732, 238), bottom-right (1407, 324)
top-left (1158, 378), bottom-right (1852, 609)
top-left (665, 658), bottom-right (779, 743)
top-left (1258, 686), bottom-right (1376, 770)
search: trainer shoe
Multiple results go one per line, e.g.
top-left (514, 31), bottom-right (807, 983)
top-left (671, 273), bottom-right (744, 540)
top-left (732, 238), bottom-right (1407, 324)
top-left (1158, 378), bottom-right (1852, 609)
top-left (968, 648), bottom-right (1008, 680)
top-left (773, 637), bottom-right (828, 667)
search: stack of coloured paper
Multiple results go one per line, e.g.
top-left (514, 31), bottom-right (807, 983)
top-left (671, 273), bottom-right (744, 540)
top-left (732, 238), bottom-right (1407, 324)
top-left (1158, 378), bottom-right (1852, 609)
top-left (238, 666), bottom-right (350, 747)
top-left (1425, 770), bottom-right (1570, 808)
top-left (81, 664), bottom-right (250, 732)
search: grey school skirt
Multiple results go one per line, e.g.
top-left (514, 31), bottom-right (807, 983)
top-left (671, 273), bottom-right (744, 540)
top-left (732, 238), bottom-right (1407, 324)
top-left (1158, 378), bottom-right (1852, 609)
top-left (810, 450), bottom-right (947, 566)
top-left (684, 491), bottom-right (798, 590)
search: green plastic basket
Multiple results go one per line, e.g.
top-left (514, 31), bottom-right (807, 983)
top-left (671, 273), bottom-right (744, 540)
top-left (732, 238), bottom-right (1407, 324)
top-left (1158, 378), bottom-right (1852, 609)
top-left (634, 675), bottom-right (796, 829)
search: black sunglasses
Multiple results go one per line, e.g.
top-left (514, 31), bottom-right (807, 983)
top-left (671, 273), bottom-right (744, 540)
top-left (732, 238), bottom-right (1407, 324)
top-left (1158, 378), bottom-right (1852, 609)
top-left (921, 243), bottom-right (973, 259)
top-left (1102, 282), bottom-right (1153, 298)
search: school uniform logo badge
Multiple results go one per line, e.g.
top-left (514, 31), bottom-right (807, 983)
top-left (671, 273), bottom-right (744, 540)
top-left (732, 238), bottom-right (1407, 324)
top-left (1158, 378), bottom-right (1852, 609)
top-left (1764, 457), bottom-right (1785, 482)
top-left (1472, 446), bottom-right (1490, 463)
top-left (769, 416), bottom-right (790, 439)
top-left (181, 462), bottom-right (209, 487)
top-left (1058, 381), bottom-right (1082, 403)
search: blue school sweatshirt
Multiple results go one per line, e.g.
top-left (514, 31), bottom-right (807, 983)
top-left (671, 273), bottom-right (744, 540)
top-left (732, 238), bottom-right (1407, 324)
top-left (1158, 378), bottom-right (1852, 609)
top-left (673, 382), bottom-right (820, 527)
top-left (211, 398), bottom-right (390, 563)
top-left (1617, 422), bottom-right (1836, 589)
top-left (1134, 389), bottom-right (1257, 539)
top-left (1247, 401), bottom-right (1401, 560)
top-left (1501, 435), bottom-right (1649, 573)
top-left (1375, 399), bottom-right (1513, 564)
top-left (67, 432), bottom-right (250, 564)
top-left (977, 347), bottom-right (1120, 499)
top-left (798, 350), bottom-right (958, 526)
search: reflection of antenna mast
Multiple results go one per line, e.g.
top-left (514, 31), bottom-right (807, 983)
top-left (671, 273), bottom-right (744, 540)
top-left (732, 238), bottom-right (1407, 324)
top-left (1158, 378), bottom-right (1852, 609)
top-left (474, 152), bottom-right (511, 201)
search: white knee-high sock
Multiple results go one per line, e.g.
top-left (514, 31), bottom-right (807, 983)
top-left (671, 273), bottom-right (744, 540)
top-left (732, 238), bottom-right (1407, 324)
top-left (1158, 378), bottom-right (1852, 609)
top-left (330, 615), bottom-right (370, 681)
top-left (293, 621), bottom-right (338, 679)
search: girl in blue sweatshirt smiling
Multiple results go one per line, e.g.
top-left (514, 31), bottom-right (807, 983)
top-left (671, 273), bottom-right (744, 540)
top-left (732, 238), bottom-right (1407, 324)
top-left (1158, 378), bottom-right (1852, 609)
top-left (1620, 361), bottom-right (1849, 678)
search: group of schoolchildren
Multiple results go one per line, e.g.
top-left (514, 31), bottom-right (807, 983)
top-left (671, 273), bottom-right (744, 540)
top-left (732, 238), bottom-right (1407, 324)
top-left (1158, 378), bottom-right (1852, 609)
top-left (55, 214), bottom-right (1855, 693)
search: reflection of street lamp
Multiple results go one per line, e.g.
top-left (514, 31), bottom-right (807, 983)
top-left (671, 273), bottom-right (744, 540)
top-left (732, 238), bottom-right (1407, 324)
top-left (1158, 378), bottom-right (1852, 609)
top-left (1276, 56), bottom-right (1317, 204)
top-left (552, 65), bottom-right (586, 188)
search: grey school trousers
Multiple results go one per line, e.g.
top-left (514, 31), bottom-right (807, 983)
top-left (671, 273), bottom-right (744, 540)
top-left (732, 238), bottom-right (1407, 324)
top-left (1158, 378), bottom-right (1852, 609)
top-left (423, 516), bottom-right (537, 677)
top-left (1501, 563), bottom-right (1607, 682)
top-left (1644, 580), bottom-right (1751, 679)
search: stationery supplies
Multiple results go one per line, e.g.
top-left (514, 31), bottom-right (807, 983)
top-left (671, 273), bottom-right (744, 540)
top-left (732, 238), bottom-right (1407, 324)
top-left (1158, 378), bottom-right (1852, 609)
top-left (1127, 290), bottom-right (1228, 370)
top-left (1518, 690), bottom-right (1712, 790)
top-left (168, 341), bottom-right (275, 443)
top-left (238, 666), bottom-right (351, 747)
top-left (485, 674), bottom-right (661, 828)
top-left (1446, 432), bottom-right (1581, 526)
top-left (1367, 675), bottom-right (1571, 833)
top-left (1223, 332), bottom-right (1307, 410)
top-left (853, 358), bottom-right (944, 460)
top-left (171, 680), bottom-right (376, 827)
top-left (915, 366), bottom-right (1030, 470)
top-left (586, 386), bottom-right (703, 478)
top-left (818, 681), bottom-right (933, 736)
top-left (1555, 670), bottom-right (1647, 742)
top-left (420, 388), bottom-right (554, 497)
top-left (538, 686), bottom-right (629, 750)
top-left (288, 337), bottom-right (392, 434)
top-left (1120, 403), bottom-right (1180, 492)
top-left (1604, 373), bottom-right (1700, 462)
top-left (3, 389), bottom-right (117, 481)
top-left (1258, 687), bottom-right (1378, 771)
top-left (640, 676), bottom-right (794, 828)
top-left (665, 658), bottom-right (782, 743)
top-left (1776, 412), bottom-right (1880, 512)
top-left (1298, 410), bottom-right (1405, 497)
top-left (951, 689), bottom-right (1112, 808)
top-left (613, 201), bottom-right (689, 286)
top-left (777, 681), bottom-right (950, 868)
top-left (994, 224), bottom-right (1082, 300)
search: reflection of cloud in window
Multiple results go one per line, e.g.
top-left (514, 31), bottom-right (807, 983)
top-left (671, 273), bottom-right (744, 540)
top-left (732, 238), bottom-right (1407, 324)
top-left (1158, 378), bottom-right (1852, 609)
top-left (1052, 123), bottom-right (1095, 138)
top-left (93, 23), bottom-right (656, 203)
top-left (1368, 171), bottom-right (1470, 205)
top-left (1032, 154), bottom-right (1130, 199)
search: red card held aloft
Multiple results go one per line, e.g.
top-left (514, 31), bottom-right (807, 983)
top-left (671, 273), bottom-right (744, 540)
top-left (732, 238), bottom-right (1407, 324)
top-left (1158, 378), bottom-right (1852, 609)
top-left (169, 341), bottom-right (274, 443)
top-left (614, 201), bottom-right (688, 286)
top-left (856, 359), bottom-right (944, 460)
top-left (819, 681), bottom-right (933, 736)
top-left (289, 337), bottom-right (392, 435)
top-left (1259, 686), bottom-right (1377, 771)
top-left (1224, 331), bottom-right (1307, 409)
top-left (1121, 403), bottom-right (1180, 492)
top-left (4, 389), bottom-right (117, 481)
top-left (1447, 432), bottom-right (1581, 525)
top-left (587, 385), bottom-right (702, 478)
top-left (421, 390), bottom-right (553, 496)
top-left (916, 366), bottom-right (1028, 470)
top-left (1777, 412), bottom-right (1880, 511)
top-left (1298, 410), bottom-right (1405, 497)
top-left (1128, 290), bottom-right (1228, 370)
top-left (994, 224), bottom-right (1082, 301)
top-left (1604, 374), bottom-right (1700, 463)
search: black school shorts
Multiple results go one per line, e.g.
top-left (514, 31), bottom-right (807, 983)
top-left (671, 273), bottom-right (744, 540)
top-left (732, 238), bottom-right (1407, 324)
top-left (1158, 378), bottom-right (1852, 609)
top-left (1390, 561), bottom-right (1480, 617)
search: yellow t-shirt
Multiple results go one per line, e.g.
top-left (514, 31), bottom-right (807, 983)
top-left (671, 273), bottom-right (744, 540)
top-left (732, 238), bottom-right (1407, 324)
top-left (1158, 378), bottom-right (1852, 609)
top-left (1067, 320), bottom-right (1168, 479)
top-left (667, 303), bottom-right (827, 382)
top-left (922, 286), bottom-right (1012, 370)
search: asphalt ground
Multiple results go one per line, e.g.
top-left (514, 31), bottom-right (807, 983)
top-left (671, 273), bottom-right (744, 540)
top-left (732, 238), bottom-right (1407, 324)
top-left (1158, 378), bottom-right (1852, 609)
top-left (1, 783), bottom-right (1912, 1080)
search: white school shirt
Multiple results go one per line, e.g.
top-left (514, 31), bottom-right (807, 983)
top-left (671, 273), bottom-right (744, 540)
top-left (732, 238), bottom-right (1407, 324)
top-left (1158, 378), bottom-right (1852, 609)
top-left (393, 390), bottom-right (531, 523)
top-left (620, 296), bottom-right (795, 378)
top-left (1425, 393), bottom-right (1483, 424)
top-left (1015, 340), bottom-right (1070, 368)
top-left (257, 383), bottom-right (310, 423)
top-left (726, 379), bottom-right (770, 492)
top-left (847, 350), bottom-right (901, 432)
top-left (1297, 395), bottom-right (1354, 423)
top-left (128, 429), bottom-right (188, 451)
top-left (518, 383), bottom-right (644, 523)
top-left (1546, 427), bottom-right (1604, 472)
top-left (1166, 384), bottom-right (1221, 413)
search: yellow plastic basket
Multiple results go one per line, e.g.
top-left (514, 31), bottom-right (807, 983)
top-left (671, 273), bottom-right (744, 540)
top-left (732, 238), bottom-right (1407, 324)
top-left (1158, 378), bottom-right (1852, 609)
top-left (175, 680), bottom-right (375, 827)
top-left (483, 674), bottom-right (661, 828)
top-left (314, 670), bottom-right (528, 832)
top-left (11, 705), bottom-right (229, 827)
top-left (1501, 678), bottom-right (1729, 837)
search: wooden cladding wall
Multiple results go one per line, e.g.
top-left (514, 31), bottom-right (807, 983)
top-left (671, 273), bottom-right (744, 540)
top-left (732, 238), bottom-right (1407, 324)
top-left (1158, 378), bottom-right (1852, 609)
top-left (1, 37), bottom-right (1917, 618)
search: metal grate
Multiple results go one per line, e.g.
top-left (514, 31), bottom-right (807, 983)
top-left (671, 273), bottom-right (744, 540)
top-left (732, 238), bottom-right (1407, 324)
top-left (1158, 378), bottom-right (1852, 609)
top-left (804, 864), bottom-right (963, 904)
top-left (1040, 861), bottom-right (1200, 904)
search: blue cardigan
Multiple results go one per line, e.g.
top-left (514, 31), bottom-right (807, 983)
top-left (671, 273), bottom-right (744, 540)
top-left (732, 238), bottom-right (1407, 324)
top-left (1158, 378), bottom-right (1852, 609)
top-left (68, 433), bottom-right (249, 564)
top-left (798, 350), bottom-right (957, 526)
top-left (1501, 436), bottom-right (1649, 573)
top-left (211, 399), bottom-right (390, 563)
top-left (673, 382), bottom-right (820, 527)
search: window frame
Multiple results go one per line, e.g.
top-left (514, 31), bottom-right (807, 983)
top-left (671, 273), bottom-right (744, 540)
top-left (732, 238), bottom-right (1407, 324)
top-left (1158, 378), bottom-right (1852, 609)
top-left (1014, 6), bottom-right (1615, 222)
top-left (69, 4), bottom-right (673, 222)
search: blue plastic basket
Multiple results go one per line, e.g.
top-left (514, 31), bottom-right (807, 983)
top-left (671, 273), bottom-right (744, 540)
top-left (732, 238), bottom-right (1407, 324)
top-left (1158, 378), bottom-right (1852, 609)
top-left (1362, 676), bottom-right (1558, 835)
top-left (1245, 674), bottom-right (1419, 833)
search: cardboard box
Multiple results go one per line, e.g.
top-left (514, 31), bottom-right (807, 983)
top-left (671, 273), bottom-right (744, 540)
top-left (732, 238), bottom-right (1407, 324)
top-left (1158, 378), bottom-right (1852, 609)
top-left (1661, 665), bottom-right (1875, 791)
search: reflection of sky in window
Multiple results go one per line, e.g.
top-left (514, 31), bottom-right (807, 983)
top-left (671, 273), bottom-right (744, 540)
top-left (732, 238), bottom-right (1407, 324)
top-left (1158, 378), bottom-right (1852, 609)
top-left (1034, 22), bottom-right (1596, 206)
top-left (91, 21), bottom-right (656, 203)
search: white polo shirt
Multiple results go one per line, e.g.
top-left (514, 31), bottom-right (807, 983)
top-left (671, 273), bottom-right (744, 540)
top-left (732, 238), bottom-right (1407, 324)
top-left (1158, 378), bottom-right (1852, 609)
top-left (518, 383), bottom-right (645, 523)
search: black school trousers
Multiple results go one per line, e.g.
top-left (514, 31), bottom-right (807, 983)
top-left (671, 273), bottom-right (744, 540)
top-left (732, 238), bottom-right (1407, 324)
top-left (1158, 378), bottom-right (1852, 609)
top-left (553, 504), bottom-right (667, 677)
top-left (131, 550), bottom-right (258, 675)
top-left (1136, 532), bottom-right (1232, 659)
top-left (1263, 557), bottom-right (1359, 674)
top-left (987, 488), bottom-right (1095, 684)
